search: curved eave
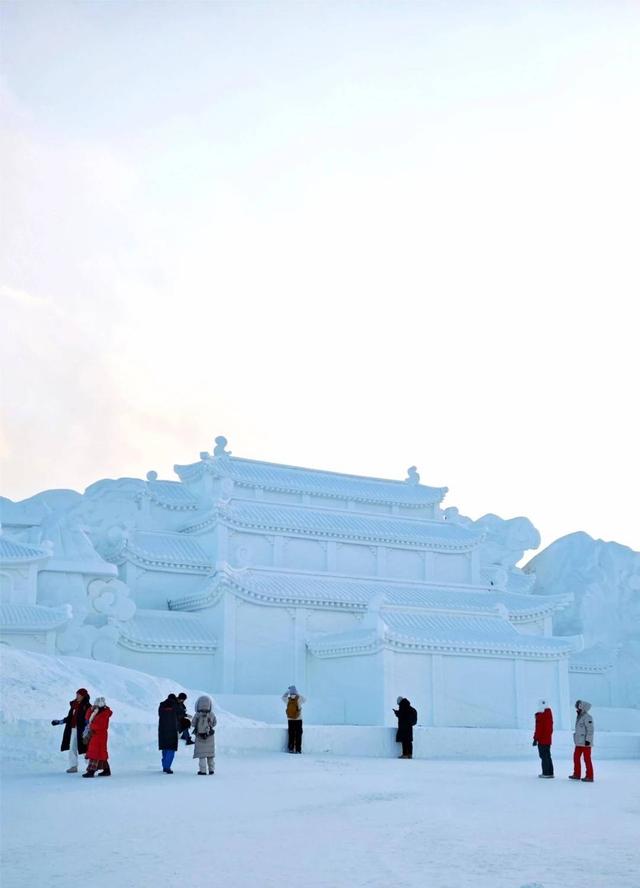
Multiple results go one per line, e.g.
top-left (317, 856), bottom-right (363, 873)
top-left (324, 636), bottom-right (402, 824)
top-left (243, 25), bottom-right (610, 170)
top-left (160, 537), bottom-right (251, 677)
top-left (219, 516), bottom-right (482, 552)
top-left (0, 618), bottom-right (71, 633)
top-left (144, 492), bottom-right (200, 512)
top-left (308, 632), bottom-right (573, 660)
top-left (569, 663), bottom-right (615, 674)
top-left (0, 552), bottom-right (50, 566)
top-left (124, 546), bottom-right (212, 574)
top-left (41, 558), bottom-right (117, 576)
top-left (179, 514), bottom-right (218, 534)
top-left (117, 637), bottom-right (217, 654)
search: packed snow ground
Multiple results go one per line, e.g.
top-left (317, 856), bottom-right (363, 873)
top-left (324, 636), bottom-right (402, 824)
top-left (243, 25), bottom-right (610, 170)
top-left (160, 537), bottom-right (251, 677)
top-left (2, 648), bottom-right (639, 888)
top-left (2, 754), bottom-right (639, 888)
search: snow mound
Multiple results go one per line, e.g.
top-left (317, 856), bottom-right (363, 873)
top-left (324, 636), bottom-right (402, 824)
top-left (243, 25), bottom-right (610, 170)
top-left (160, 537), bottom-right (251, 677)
top-left (0, 647), bottom-right (259, 765)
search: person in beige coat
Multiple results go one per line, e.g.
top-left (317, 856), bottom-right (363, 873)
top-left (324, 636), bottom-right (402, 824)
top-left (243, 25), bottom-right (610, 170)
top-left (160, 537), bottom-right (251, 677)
top-left (192, 695), bottom-right (216, 775)
top-left (569, 700), bottom-right (595, 782)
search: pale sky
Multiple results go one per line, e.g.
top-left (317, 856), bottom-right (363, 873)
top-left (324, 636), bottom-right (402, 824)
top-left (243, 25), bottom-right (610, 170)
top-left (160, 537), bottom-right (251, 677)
top-left (1, 1), bottom-right (639, 555)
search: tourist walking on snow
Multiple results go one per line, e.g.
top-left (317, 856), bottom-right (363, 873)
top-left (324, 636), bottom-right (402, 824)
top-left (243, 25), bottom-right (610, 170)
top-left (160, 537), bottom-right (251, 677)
top-left (51, 688), bottom-right (92, 773)
top-left (176, 692), bottom-right (194, 745)
top-left (532, 699), bottom-right (554, 778)
top-left (394, 697), bottom-right (418, 759)
top-left (83, 697), bottom-right (112, 777)
top-left (192, 695), bottom-right (216, 775)
top-left (282, 685), bottom-right (305, 754)
top-left (158, 693), bottom-right (179, 773)
top-left (569, 700), bottom-right (595, 782)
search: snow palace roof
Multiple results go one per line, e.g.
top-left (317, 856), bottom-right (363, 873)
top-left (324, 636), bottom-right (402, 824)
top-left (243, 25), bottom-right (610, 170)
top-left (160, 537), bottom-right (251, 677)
top-left (174, 450), bottom-right (447, 507)
top-left (167, 567), bottom-right (569, 621)
top-left (0, 603), bottom-right (72, 632)
top-left (117, 531), bottom-right (212, 573)
top-left (0, 536), bottom-right (50, 565)
top-left (307, 612), bottom-right (576, 659)
top-left (215, 501), bottom-right (482, 550)
top-left (118, 610), bottom-right (217, 653)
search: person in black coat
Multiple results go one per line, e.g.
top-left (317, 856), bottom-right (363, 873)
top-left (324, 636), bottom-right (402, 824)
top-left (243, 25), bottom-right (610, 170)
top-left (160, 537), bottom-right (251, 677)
top-left (176, 692), bottom-right (194, 745)
top-left (394, 696), bottom-right (418, 759)
top-left (158, 694), bottom-right (179, 773)
top-left (51, 688), bottom-right (92, 773)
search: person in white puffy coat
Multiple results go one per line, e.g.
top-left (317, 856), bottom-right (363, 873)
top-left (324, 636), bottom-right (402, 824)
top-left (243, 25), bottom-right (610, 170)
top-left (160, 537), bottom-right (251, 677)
top-left (569, 700), bottom-right (595, 782)
top-left (192, 695), bottom-right (217, 775)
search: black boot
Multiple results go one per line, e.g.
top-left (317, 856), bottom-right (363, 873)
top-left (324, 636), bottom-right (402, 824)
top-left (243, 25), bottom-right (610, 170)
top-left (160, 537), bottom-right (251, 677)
top-left (98, 763), bottom-right (111, 776)
top-left (82, 771), bottom-right (95, 778)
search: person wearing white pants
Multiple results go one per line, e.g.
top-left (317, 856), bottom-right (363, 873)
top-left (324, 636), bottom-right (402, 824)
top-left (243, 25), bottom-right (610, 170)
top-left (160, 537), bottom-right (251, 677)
top-left (51, 689), bottom-right (92, 773)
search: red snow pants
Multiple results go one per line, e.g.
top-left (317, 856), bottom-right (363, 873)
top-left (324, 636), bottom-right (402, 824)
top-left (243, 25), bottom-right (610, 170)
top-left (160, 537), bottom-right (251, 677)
top-left (573, 746), bottom-right (594, 780)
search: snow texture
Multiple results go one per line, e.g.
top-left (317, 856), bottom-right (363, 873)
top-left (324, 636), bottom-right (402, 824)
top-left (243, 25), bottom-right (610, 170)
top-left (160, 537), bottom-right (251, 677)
top-left (526, 532), bottom-right (640, 707)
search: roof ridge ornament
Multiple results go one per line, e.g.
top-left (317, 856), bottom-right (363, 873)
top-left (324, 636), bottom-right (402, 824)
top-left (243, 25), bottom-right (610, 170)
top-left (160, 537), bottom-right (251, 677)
top-left (213, 436), bottom-right (231, 458)
top-left (146, 470), bottom-right (158, 481)
top-left (405, 466), bottom-right (420, 485)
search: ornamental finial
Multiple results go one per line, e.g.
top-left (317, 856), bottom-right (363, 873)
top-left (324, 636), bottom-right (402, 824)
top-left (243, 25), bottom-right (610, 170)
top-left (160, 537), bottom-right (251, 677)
top-left (405, 466), bottom-right (420, 485)
top-left (146, 470), bottom-right (158, 481)
top-left (213, 435), bottom-right (231, 457)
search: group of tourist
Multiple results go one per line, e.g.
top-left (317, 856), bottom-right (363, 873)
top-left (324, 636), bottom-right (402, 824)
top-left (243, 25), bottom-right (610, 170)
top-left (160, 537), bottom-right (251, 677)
top-left (50, 686), bottom-right (596, 782)
top-left (533, 698), bottom-right (595, 782)
top-left (51, 688), bottom-right (113, 777)
top-left (158, 692), bottom-right (217, 774)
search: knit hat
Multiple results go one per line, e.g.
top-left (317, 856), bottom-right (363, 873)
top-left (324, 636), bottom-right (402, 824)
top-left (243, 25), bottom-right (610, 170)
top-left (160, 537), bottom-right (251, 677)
top-left (288, 685), bottom-right (298, 695)
top-left (397, 696), bottom-right (404, 705)
top-left (94, 696), bottom-right (106, 708)
top-left (76, 688), bottom-right (88, 697)
top-left (177, 692), bottom-right (187, 700)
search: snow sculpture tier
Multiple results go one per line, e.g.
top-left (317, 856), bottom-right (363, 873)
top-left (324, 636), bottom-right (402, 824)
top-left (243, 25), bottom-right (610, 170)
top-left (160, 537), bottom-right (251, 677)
top-left (0, 440), bottom-right (593, 726)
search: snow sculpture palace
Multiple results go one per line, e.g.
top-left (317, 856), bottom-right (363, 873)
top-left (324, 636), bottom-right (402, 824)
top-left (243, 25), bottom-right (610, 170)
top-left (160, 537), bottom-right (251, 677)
top-left (3, 436), bottom-right (633, 729)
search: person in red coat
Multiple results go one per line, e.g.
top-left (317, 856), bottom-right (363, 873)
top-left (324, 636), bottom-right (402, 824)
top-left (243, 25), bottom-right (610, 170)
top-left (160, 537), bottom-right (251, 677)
top-left (83, 697), bottom-right (113, 778)
top-left (532, 699), bottom-right (554, 778)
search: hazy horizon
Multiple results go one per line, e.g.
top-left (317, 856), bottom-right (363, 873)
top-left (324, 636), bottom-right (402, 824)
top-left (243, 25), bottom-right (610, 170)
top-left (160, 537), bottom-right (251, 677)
top-left (1, 1), bottom-right (639, 554)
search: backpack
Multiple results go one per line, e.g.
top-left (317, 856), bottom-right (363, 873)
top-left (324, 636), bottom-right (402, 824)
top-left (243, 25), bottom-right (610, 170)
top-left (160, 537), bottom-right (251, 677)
top-left (286, 696), bottom-right (300, 719)
top-left (194, 712), bottom-right (213, 739)
top-left (410, 707), bottom-right (418, 727)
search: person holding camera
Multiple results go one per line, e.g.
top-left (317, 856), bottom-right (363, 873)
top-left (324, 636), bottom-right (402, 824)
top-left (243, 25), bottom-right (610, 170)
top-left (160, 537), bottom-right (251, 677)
top-left (394, 696), bottom-right (418, 759)
top-left (192, 695), bottom-right (217, 775)
top-left (282, 685), bottom-right (305, 754)
top-left (51, 688), bottom-right (92, 773)
top-left (532, 699), bottom-right (554, 778)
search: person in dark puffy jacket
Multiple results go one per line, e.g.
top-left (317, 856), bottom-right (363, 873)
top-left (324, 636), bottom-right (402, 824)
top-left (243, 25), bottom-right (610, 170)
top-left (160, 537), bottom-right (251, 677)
top-left (532, 699), bottom-right (554, 778)
top-left (569, 700), bottom-right (595, 782)
top-left (394, 697), bottom-right (418, 759)
top-left (158, 694), bottom-right (179, 774)
top-left (51, 688), bottom-right (92, 773)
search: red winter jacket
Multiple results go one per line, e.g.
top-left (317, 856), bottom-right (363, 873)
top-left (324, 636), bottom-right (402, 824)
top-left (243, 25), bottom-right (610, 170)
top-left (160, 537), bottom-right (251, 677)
top-left (86, 707), bottom-right (112, 761)
top-left (534, 708), bottom-right (553, 745)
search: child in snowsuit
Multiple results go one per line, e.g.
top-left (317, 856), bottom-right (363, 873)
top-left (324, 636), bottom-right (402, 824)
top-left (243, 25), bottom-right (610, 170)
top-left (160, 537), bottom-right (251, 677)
top-left (569, 700), bottom-right (595, 782)
top-left (192, 695), bottom-right (216, 775)
top-left (532, 699), bottom-right (554, 777)
top-left (83, 697), bottom-right (112, 777)
top-left (51, 688), bottom-right (92, 773)
top-left (282, 685), bottom-right (306, 753)
top-left (394, 696), bottom-right (418, 759)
